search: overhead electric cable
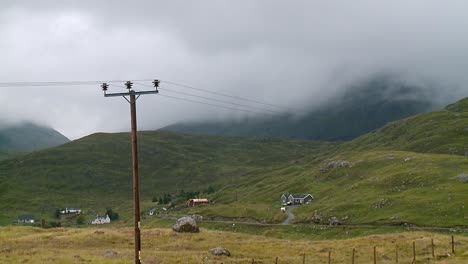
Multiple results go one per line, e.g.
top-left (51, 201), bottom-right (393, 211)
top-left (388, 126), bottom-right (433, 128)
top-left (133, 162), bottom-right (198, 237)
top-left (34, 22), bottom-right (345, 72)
top-left (134, 82), bottom-right (287, 115)
top-left (157, 94), bottom-right (273, 116)
top-left (0, 78), bottom-right (305, 114)
top-left (160, 80), bottom-right (302, 112)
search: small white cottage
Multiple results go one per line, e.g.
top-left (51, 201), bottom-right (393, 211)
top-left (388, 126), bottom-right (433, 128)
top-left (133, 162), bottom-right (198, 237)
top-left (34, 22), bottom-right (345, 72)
top-left (91, 214), bottom-right (111, 225)
top-left (60, 207), bottom-right (82, 214)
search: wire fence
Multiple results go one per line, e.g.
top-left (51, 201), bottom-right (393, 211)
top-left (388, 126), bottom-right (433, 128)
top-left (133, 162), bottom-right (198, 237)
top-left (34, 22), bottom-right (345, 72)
top-left (248, 235), bottom-right (462, 264)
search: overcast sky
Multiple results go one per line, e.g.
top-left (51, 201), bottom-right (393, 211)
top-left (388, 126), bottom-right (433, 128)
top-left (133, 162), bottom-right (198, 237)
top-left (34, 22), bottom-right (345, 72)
top-left (1, 1), bottom-right (468, 139)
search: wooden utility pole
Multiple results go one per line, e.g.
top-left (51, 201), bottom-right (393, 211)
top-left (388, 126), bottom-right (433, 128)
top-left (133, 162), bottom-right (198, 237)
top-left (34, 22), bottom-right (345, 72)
top-left (102, 80), bottom-right (159, 264)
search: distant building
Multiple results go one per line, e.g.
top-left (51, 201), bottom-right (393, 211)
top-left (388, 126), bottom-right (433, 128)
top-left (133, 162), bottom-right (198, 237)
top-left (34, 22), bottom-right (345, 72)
top-left (91, 214), bottom-right (110, 225)
top-left (17, 215), bottom-right (35, 224)
top-left (186, 198), bottom-right (209, 206)
top-left (60, 208), bottom-right (81, 214)
top-left (149, 208), bottom-right (157, 216)
top-left (281, 193), bottom-right (314, 205)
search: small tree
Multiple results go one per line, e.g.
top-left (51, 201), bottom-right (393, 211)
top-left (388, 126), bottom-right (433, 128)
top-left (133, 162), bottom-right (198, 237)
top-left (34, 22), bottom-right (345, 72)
top-left (76, 215), bottom-right (85, 225)
top-left (205, 185), bottom-right (215, 194)
top-left (54, 209), bottom-right (61, 219)
top-left (105, 208), bottom-right (119, 221)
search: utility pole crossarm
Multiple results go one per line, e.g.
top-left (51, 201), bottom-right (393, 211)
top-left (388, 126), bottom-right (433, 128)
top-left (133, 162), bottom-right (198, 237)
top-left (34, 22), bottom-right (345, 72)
top-left (104, 90), bottom-right (159, 97)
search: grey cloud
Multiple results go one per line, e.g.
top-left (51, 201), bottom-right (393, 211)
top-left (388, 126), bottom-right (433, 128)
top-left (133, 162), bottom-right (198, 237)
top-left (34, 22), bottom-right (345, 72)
top-left (1, 1), bottom-right (467, 139)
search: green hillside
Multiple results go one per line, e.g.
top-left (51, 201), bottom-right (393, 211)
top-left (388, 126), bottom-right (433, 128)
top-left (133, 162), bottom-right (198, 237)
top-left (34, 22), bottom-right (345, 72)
top-left (346, 97), bottom-right (468, 156)
top-left (0, 132), bottom-right (334, 225)
top-left (0, 98), bottom-right (466, 229)
top-left (0, 122), bottom-right (70, 160)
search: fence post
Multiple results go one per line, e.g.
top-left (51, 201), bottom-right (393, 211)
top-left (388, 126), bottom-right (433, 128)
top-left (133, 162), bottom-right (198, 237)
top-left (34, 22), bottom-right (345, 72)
top-left (302, 253), bottom-right (305, 264)
top-left (451, 235), bottom-right (455, 254)
top-left (374, 246), bottom-right (377, 264)
top-left (352, 248), bottom-right (355, 264)
top-left (431, 239), bottom-right (435, 258)
top-left (328, 251), bottom-right (331, 264)
top-left (275, 256), bottom-right (278, 264)
top-left (412, 241), bottom-right (416, 263)
top-left (395, 245), bottom-right (398, 263)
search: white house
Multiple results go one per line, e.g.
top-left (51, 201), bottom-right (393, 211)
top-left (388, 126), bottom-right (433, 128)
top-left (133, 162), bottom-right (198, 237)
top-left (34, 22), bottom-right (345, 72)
top-left (281, 193), bottom-right (314, 205)
top-left (91, 214), bottom-right (111, 224)
top-left (17, 215), bottom-right (35, 224)
top-left (60, 207), bottom-right (82, 214)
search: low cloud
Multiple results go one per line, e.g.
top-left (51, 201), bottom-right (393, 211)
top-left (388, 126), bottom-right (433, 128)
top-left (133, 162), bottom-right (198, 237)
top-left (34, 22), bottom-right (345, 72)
top-left (1, 1), bottom-right (467, 139)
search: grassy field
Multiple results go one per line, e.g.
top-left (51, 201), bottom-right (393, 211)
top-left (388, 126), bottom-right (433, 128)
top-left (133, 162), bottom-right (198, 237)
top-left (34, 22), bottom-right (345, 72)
top-left (0, 226), bottom-right (467, 263)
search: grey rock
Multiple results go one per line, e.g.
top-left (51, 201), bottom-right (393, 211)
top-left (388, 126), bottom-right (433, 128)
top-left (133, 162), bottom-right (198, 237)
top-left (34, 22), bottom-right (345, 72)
top-left (452, 174), bottom-right (468, 183)
top-left (209, 247), bottom-right (231, 256)
top-left (448, 147), bottom-right (458, 153)
top-left (103, 250), bottom-right (118, 257)
top-left (189, 214), bottom-right (203, 223)
top-left (172, 216), bottom-right (199, 233)
top-left (203, 256), bottom-right (215, 263)
top-left (328, 216), bottom-right (348, 226)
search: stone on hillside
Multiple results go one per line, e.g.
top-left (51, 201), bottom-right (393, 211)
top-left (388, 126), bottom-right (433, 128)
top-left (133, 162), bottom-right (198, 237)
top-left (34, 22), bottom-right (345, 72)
top-left (448, 147), bottom-right (458, 153)
top-left (172, 216), bottom-right (199, 233)
top-left (452, 174), bottom-right (468, 183)
top-left (209, 247), bottom-right (231, 256)
top-left (189, 214), bottom-right (203, 223)
top-left (328, 215), bottom-right (348, 226)
top-left (103, 250), bottom-right (118, 257)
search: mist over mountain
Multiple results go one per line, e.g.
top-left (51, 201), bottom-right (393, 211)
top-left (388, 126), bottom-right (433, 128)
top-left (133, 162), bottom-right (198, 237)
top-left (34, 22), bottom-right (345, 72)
top-left (164, 76), bottom-right (439, 141)
top-left (0, 122), bottom-right (69, 159)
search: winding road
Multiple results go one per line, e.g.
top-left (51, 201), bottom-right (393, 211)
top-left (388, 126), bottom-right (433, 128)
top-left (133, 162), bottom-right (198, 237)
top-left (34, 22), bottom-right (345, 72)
top-left (282, 206), bottom-right (297, 225)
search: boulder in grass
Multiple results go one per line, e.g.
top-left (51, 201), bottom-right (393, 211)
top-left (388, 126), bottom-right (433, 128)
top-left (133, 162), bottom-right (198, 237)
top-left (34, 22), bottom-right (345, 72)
top-left (209, 247), bottom-right (231, 256)
top-left (172, 216), bottom-right (199, 233)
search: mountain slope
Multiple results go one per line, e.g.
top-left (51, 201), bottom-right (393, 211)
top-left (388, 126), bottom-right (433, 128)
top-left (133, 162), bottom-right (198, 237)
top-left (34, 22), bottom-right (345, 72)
top-left (166, 77), bottom-right (436, 141)
top-left (346, 97), bottom-right (468, 156)
top-left (0, 98), bottom-right (466, 227)
top-left (0, 123), bottom-right (69, 159)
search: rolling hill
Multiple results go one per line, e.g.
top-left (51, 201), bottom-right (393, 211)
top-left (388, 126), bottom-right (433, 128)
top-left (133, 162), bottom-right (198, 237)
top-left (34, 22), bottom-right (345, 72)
top-left (0, 98), bottom-right (466, 229)
top-left (0, 122), bottom-right (69, 160)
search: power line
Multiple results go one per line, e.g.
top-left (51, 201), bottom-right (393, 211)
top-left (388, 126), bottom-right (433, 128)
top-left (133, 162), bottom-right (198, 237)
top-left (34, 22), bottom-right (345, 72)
top-left (161, 80), bottom-right (301, 112)
top-left (108, 81), bottom-right (272, 116)
top-left (0, 78), bottom-right (306, 114)
top-left (0, 79), bottom-right (154, 87)
top-left (158, 94), bottom-right (268, 115)
top-left (134, 82), bottom-right (288, 116)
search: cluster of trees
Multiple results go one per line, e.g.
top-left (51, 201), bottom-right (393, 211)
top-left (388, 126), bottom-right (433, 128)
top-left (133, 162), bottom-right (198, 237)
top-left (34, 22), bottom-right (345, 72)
top-left (152, 185), bottom-right (216, 205)
top-left (153, 193), bottom-right (172, 204)
top-left (105, 208), bottom-right (119, 221)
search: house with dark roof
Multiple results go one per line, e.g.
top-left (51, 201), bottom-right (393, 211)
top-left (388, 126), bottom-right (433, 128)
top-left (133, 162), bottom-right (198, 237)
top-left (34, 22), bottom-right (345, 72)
top-left (17, 215), bottom-right (35, 224)
top-left (280, 193), bottom-right (314, 205)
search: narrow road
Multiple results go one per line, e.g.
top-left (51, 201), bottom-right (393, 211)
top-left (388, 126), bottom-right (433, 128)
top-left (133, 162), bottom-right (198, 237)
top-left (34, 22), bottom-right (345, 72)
top-left (282, 206), bottom-right (297, 225)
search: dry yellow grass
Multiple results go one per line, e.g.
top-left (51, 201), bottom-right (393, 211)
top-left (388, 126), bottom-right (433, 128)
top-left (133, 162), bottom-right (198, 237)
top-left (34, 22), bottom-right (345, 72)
top-left (0, 226), bottom-right (466, 263)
